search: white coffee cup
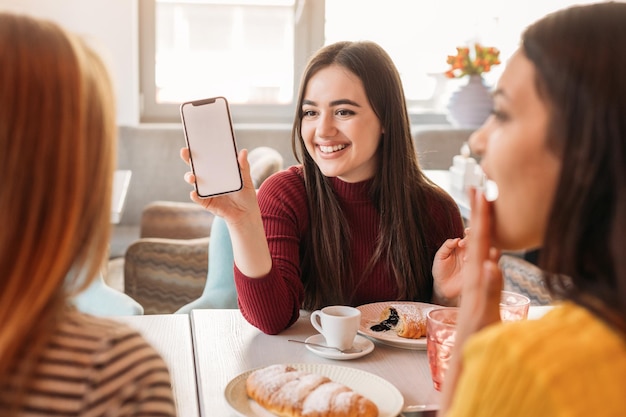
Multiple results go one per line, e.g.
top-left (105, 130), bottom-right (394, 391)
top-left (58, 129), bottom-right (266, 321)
top-left (310, 305), bottom-right (361, 350)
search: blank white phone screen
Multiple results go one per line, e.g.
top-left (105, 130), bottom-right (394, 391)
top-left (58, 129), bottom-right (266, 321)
top-left (180, 97), bottom-right (242, 197)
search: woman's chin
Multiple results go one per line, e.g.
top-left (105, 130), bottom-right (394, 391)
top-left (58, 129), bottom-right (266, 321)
top-left (493, 232), bottom-right (541, 253)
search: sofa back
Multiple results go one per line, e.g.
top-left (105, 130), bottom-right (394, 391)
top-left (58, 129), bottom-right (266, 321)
top-left (115, 124), bottom-right (474, 226)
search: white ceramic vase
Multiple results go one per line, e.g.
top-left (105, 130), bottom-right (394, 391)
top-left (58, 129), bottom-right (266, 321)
top-left (446, 75), bottom-right (493, 128)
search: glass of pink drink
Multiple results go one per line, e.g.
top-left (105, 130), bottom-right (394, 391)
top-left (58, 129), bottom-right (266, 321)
top-left (426, 308), bottom-right (458, 391)
top-left (500, 291), bottom-right (531, 322)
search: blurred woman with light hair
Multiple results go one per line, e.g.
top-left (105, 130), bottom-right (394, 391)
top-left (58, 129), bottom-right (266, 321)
top-left (0, 12), bottom-right (175, 415)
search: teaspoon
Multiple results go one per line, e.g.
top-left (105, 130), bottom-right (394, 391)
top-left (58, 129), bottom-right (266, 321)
top-left (287, 339), bottom-right (363, 354)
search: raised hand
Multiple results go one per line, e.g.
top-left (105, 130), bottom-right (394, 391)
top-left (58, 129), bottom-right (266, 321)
top-left (180, 147), bottom-right (259, 224)
top-left (456, 188), bottom-right (502, 330)
top-left (439, 188), bottom-right (503, 414)
top-left (180, 146), bottom-right (272, 278)
top-left (431, 229), bottom-right (469, 306)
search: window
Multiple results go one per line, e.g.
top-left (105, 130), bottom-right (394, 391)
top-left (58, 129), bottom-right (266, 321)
top-left (140, 0), bottom-right (606, 123)
top-left (139, 0), bottom-right (322, 123)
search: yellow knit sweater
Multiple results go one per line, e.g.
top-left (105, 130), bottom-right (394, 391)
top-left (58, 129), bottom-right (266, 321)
top-left (446, 301), bottom-right (626, 417)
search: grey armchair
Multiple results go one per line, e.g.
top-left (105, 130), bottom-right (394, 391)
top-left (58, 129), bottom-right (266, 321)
top-left (499, 254), bottom-right (553, 306)
top-left (123, 210), bottom-right (213, 314)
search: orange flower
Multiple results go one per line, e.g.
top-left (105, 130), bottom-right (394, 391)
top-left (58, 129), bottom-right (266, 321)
top-left (444, 43), bottom-right (500, 79)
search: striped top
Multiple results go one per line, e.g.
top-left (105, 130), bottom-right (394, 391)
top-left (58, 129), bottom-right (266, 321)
top-left (2, 308), bottom-right (176, 416)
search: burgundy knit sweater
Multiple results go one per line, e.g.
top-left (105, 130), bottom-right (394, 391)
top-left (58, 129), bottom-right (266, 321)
top-left (234, 166), bottom-right (464, 334)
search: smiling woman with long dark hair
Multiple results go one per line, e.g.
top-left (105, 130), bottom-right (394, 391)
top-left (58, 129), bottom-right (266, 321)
top-left (181, 40), bottom-right (467, 335)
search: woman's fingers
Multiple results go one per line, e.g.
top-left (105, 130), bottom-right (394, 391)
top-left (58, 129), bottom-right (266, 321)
top-left (181, 147), bottom-right (196, 186)
top-left (236, 148), bottom-right (256, 190)
top-left (184, 171), bottom-right (195, 185)
top-left (180, 147), bottom-right (190, 164)
top-left (488, 247), bottom-right (501, 263)
top-left (469, 189), bottom-right (491, 262)
top-left (482, 258), bottom-right (504, 320)
top-left (464, 189), bottom-right (489, 288)
top-left (440, 189), bottom-right (501, 413)
top-left (485, 258), bottom-right (503, 295)
top-left (461, 187), bottom-right (502, 322)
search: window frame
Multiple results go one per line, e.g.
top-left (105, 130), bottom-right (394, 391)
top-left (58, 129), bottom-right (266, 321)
top-left (139, 0), bottom-right (606, 126)
top-left (138, 0), bottom-right (325, 123)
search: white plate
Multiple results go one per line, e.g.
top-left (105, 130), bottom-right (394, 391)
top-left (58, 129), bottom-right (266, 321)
top-left (357, 301), bottom-right (438, 350)
top-left (304, 334), bottom-right (375, 360)
top-left (224, 363), bottom-right (404, 417)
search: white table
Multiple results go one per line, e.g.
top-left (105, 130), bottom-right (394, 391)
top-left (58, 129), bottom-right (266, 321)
top-left (190, 309), bottom-right (440, 417)
top-left (113, 307), bottom-right (553, 417)
top-left (424, 169), bottom-right (470, 220)
top-left (112, 314), bottom-right (200, 417)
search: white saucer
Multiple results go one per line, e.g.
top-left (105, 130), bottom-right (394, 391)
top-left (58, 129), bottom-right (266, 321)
top-left (304, 334), bottom-right (374, 360)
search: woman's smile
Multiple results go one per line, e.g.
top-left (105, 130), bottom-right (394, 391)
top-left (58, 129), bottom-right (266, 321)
top-left (301, 64), bottom-right (383, 183)
top-left (318, 143), bottom-right (348, 154)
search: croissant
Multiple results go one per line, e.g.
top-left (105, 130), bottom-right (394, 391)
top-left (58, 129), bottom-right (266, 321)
top-left (370, 304), bottom-right (427, 339)
top-left (246, 364), bottom-right (378, 417)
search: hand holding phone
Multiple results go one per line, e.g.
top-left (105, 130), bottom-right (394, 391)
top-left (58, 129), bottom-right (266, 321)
top-left (180, 96), bottom-right (243, 197)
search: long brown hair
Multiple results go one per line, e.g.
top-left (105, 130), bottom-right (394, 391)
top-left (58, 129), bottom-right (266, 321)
top-left (522, 3), bottom-right (626, 330)
top-left (0, 12), bottom-right (116, 399)
top-left (291, 41), bottom-right (455, 309)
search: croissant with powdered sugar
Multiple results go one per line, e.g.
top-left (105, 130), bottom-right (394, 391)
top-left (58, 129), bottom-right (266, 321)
top-left (246, 364), bottom-right (378, 417)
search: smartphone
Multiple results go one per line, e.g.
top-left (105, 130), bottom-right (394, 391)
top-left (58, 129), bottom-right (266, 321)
top-left (180, 97), bottom-right (243, 198)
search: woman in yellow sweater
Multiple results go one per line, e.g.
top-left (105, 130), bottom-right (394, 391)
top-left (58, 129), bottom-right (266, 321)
top-left (440, 3), bottom-right (626, 416)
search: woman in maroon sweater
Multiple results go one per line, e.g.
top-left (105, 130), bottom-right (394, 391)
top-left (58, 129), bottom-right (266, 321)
top-left (183, 41), bottom-right (466, 334)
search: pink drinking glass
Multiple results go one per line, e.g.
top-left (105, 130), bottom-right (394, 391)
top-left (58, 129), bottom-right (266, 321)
top-left (426, 307), bottom-right (458, 391)
top-left (500, 290), bottom-right (531, 322)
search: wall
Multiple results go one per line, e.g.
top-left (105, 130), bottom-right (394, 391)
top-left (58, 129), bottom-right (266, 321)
top-left (116, 124), bottom-right (296, 225)
top-left (0, 0), bottom-right (139, 125)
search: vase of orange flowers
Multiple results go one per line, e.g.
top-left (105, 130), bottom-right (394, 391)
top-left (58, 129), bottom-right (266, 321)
top-left (445, 44), bottom-right (500, 128)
